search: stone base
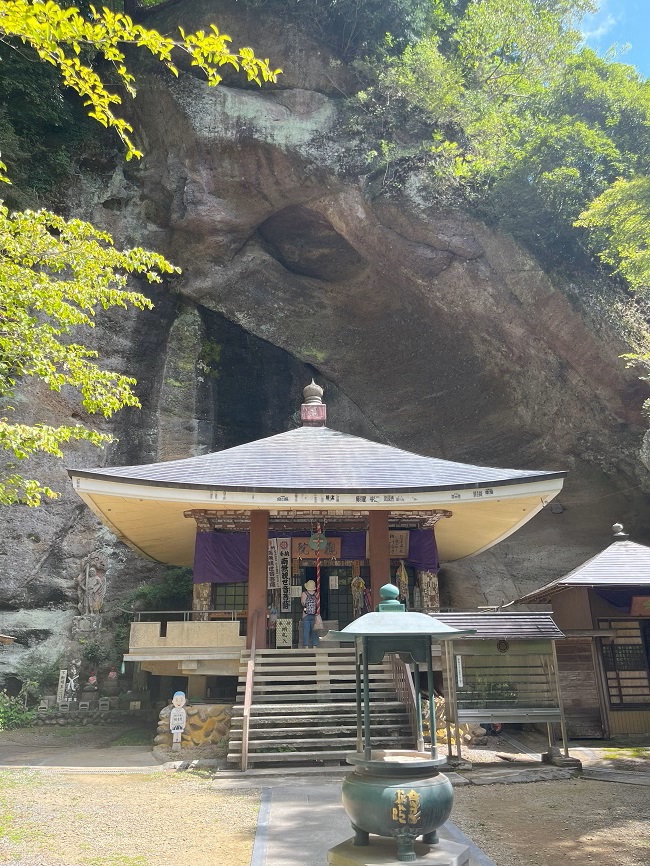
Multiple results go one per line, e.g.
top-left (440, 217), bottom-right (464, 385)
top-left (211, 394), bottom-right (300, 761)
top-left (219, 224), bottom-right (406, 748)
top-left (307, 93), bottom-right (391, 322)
top-left (541, 752), bottom-right (583, 769)
top-left (328, 838), bottom-right (470, 866)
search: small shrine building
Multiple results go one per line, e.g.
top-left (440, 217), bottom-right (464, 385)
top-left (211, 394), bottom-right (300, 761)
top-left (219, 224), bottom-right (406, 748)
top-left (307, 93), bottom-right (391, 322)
top-left (515, 524), bottom-right (650, 738)
top-left (69, 384), bottom-right (566, 699)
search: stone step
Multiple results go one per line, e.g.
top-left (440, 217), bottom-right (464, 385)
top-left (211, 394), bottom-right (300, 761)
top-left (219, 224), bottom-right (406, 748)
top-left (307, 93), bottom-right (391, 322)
top-left (238, 680), bottom-right (392, 692)
top-left (229, 723), bottom-right (411, 738)
top-left (232, 735), bottom-right (414, 750)
top-left (226, 749), bottom-right (353, 764)
top-left (247, 668), bottom-right (393, 686)
top-left (238, 670), bottom-right (388, 680)
top-left (231, 701), bottom-right (407, 714)
top-left (245, 693), bottom-right (399, 704)
top-left (232, 717), bottom-right (410, 731)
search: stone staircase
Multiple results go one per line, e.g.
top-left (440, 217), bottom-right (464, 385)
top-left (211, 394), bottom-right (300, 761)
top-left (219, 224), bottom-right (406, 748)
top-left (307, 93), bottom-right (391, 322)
top-left (227, 647), bottom-right (415, 768)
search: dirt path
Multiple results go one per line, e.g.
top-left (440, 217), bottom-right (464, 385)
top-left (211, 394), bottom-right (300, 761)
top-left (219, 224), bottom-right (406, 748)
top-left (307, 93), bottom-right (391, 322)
top-left (0, 770), bottom-right (259, 866)
top-left (452, 778), bottom-right (649, 866)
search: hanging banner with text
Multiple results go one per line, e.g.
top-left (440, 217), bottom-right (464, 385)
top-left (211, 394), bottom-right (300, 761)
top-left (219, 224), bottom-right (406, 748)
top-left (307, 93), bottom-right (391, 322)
top-left (278, 539), bottom-right (292, 612)
top-left (267, 538), bottom-right (280, 589)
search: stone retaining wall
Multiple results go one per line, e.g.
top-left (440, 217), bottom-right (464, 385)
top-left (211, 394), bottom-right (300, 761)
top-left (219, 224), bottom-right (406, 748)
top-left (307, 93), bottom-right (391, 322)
top-left (33, 708), bottom-right (155, 726)
top-left (154, 703), bottom-right (231, 750)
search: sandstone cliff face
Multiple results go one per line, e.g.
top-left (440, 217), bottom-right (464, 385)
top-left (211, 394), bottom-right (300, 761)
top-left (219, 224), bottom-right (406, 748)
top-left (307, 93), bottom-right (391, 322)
top-left (1, 0), bottom-right (649, 681)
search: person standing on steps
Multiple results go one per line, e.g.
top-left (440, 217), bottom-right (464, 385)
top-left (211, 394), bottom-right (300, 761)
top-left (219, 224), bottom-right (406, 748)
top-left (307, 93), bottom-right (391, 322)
top-left (301, 579), bottom-right (320, 648)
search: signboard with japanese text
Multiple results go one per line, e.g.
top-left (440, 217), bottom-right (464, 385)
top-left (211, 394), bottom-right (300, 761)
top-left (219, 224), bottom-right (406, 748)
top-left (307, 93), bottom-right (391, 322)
top-left (365, 531), bottom-right (410, 558)
top-left (455, 655), bottom-right (464, 688)
top-left (275, 619), bottom-right (293, 647)
top-left (388, 531), bottom-right (409, 558)
top-left (279, 539), bottom-right (292, 612)
top-left (292, 537), bottom-right (341, 560)
top-left (56, 669), bottom-right (67, 704)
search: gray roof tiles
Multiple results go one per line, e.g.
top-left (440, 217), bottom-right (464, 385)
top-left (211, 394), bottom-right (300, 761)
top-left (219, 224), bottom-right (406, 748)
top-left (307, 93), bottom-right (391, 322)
top-left (516, 539), bottom-right (650, 603)
top-left (433, 612), bottom-right (564, 640)
top-left (70, 425), bottom-right (565, 493)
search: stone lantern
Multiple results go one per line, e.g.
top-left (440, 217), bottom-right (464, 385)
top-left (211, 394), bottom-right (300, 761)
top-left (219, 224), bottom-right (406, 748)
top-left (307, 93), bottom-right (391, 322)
top-left (326, 585), bottom-right (474, 866)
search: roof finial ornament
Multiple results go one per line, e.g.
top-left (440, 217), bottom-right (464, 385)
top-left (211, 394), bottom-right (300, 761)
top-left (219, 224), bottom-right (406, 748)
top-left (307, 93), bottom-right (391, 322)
top-left (303, 379), bottom-right (324, 405)
top-left (612, 522), bottom-right (629, 540)
top-left (301, 379), bottom-right (327, 427)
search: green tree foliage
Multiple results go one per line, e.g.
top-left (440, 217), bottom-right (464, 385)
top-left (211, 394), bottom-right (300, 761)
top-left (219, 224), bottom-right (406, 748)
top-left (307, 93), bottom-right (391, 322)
top-left (0, 47), bottom-right (95, 207)
top-left (361, 0), bottom-right (650, 280)
top-left (0, 206), bottom-right (177, 505)
top-left (0, 1), bottom-right (279, 170)
top-left (240, 0), bottom-right (433, 59)
top-left (576, 176), bottom-right (650, 293)
top-left (0, 1), bottom-right (278, 506)
top-left (0, 690), bottom-right (35, 727)
top-left (15, 650), bottom-right (62, 695)
top-left (125, 568), bottom-right (193, 611)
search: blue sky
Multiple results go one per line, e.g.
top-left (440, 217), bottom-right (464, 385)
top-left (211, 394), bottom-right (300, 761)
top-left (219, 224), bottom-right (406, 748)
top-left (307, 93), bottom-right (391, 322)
top-left (581, 1), bottom-right (650, 78)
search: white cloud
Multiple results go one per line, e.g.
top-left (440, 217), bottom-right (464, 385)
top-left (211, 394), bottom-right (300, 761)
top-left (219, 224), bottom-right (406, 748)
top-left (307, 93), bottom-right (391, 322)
top-left (582, 13), bottom-right (618, 42)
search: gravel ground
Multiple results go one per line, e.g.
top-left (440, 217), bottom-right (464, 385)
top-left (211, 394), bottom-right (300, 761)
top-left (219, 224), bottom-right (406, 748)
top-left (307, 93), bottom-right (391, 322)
top-left (0, 770), bottom-right (260, 866)
top-left (0, 726), bottom-right (150, 749)
top-left (452, 779), bottom-right (650, 866)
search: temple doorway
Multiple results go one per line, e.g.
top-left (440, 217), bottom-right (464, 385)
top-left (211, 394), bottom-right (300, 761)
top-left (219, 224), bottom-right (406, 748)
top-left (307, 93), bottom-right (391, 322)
top-left (302, 565), bottom-right (355, 629)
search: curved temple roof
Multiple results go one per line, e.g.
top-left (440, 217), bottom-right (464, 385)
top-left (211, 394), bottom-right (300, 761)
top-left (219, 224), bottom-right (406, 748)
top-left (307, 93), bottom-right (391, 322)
top-left (69, 425), bottom-right (566, 566)
top-left (516, 539), bottom-right (650, 603)
top-left (71, 426), bottom-right (564, 493)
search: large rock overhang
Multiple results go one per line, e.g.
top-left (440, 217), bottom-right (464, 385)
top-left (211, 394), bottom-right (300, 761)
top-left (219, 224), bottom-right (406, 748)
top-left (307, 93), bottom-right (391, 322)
top-left (68, 472), bottom-right (566, 567)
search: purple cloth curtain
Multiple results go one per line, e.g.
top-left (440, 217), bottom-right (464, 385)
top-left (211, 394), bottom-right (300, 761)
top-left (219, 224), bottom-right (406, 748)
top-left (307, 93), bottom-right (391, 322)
top-left (406, 529), bottom-right (439, 572)
top-left (193, 529), bottom-right (438, 584)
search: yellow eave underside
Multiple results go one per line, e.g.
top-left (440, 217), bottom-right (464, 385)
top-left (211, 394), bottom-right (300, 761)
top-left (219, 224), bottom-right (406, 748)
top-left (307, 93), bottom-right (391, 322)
top-left (74, 478), bottom-right (563, 566)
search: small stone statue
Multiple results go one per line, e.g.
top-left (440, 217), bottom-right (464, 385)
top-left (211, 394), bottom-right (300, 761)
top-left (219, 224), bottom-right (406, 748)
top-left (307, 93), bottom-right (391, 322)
top-left (64, 659), bottom-right (81, 701)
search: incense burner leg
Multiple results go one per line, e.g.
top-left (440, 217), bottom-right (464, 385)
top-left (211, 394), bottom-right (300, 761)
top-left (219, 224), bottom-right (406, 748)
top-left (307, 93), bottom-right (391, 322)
top-left (352, 824), bottom-right (369, 846)
top-left (393, 827), bottom-right (417, 862)
top-left (422, 830), bottom-right (439, 845)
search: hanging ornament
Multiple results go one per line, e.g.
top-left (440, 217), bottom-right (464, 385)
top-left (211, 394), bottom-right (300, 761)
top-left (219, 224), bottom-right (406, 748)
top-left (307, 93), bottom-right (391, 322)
top-left (351, 575), bottom-right (365, 619)
top-left (313, 523), bottom-right (324, 632)
top-left (308, 531), bottom-right (327, 551)
top-left (397, 559), bottom-right (410, 608)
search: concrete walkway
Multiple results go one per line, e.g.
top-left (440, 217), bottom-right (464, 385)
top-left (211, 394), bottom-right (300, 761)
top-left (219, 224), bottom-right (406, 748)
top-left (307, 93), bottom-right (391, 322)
top-left (213, 774), bottom-right (497, 866)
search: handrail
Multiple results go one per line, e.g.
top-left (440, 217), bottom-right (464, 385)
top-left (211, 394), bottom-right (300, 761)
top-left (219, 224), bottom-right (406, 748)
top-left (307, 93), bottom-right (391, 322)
top-left (241, 608), bottom-right (260, 772)
top-left (390, 654), bottom-right (423, 750)
top-left (133, 609), bottom-right (245, 622)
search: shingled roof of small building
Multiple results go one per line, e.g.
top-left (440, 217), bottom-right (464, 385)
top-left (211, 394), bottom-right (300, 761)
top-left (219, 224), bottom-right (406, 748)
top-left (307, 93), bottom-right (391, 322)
top-left (70, 425), bottom-right (565, 494)
top-left (433, 611), bottom-right (564, 641)
top-left (515, 535), bottom-right (650, 604)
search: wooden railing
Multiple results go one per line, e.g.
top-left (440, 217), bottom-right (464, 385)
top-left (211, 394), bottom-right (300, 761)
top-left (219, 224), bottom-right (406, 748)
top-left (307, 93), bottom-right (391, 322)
top-left (390, 654), bottom-right (423, 751)
top-left (240, 608), bottom-right (260, 772)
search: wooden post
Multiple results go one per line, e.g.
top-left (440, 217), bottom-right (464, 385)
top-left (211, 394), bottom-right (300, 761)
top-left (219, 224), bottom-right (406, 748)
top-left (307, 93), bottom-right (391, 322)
top-left (368, 510), bottom-right (390, 606)
top-left (247, 511), bottom-right (269, 650)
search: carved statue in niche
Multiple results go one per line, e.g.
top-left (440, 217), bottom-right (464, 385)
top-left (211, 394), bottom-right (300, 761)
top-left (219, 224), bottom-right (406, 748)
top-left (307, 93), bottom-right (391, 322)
top-left (77, 562), bottom-right (107, 615)
top-left (64, 658), bottom-right (81, 701)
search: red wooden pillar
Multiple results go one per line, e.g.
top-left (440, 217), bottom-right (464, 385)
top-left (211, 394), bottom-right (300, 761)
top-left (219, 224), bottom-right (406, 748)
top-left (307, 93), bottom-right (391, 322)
top-left (368, 510), bottom-right (391, 608)
top-left (247, 510), bottom-right (269, 649)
